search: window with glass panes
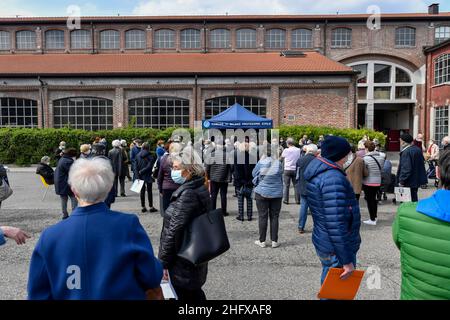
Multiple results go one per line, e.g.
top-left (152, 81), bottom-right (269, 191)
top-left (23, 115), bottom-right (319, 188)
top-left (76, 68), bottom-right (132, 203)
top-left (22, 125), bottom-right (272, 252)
top-left (291, 29), bottom-right (312, 49)
top-left (0, 31), bottom-right (10, 50)
top-left (154, 29), bottom-right (175, 49)
top-left (0, 98), bottom-right (38, 127)
top-left (16, 30), bottom-right (36, 50)
top-left (100, 30), bottom-right (120, 49)
top-left (71, 30), bottom-right (91, 49)
top-left (331, 28), bottom-right (352, 48)
top-left (435, 106), bottom-right (449, 144)
top-left (265, 29), bottom-right (286, 49)
top-left (435, 54), bottom-right (450, 85)
top-left (395, 27), bottom-right (416, 47)
top-left (53, 97), bottom-right (113, 130)
top-left (210, 29), bottom-right (230, 49)
top-left (236, 28), bottom-right (256, 49)
top-left (45, 30), bottom-right (65, 49)
top-left (128, 97), bottom-right (190, 129)
top-left (435, 26), bottom-right (450, 44)
top-left (125, 29), bottom-right (146, 49)
top-left (204, 96), bottom-right (267, 119)
top-left (181, 29), bottom-right (200, 49)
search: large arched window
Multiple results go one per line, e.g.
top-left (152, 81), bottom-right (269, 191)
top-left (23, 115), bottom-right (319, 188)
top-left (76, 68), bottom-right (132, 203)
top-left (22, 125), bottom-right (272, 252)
top-left (0, 98), bottom-right (38, 127)
top-left (265, 29), bottom-right (286, 49)
top-left (205, 96), bottom-right (267, 119)
top-left (435, 26), bottom-right (450, 44)
top-left (291, 28), bottom-right (312, 49)
top-left (45, 30), bottom-right (65, 49)
top-left (210, 29), bottom-right (230, 49)
top-left (236, 28), bottom-right (256, 49)
top-left (435, 54), bottom-right (450, 85)
top-left (154, 29), bottom-right (175, 49)
top-left (349, 61), bottom-right (415, 101)
top-left (53, 97), bottom-right (113, 130)
top-left (125, 29), bottom-right (146, 49)
top-left (16, 30), bottom-right (36, 50)
top-left (395, 27), bottom-right (416, 47)
top-left (180, 29), bottom-right (201, 49)
top-left (0, 31), bottom-right (11, 50)
top-left (331, 28), bottom-right (352, 48)
top-left (128, 97), bottom-right (190, 129)
top-left (100, 30), bottom-right (120, 49)
top-left (71, 29), bottom-right (91, 49)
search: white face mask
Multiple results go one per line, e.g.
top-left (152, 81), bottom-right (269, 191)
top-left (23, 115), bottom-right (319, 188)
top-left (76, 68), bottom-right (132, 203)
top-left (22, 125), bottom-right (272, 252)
top-left (343, 153), bottom-right (354, 170)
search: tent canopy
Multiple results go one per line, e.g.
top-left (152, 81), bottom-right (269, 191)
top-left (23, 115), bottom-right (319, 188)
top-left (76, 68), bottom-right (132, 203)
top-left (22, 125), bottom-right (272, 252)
top-left (202, 103), bottom-right (273, 129)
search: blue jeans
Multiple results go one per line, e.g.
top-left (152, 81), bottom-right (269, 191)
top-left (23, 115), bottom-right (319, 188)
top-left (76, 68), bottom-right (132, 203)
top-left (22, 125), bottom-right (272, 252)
top-left (316, 250), bottom-right (357, 285)
top-left (298, 196), bottom-right (309, 230)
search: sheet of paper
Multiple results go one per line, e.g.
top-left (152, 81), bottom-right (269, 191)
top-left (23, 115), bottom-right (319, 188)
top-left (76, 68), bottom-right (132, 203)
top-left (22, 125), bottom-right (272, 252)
top-left (130, 179), bottom-right (144, 193)
top-left (395, 187), bottom-right (412, 202)
top-left (161, 275), bottom-right (178, 300)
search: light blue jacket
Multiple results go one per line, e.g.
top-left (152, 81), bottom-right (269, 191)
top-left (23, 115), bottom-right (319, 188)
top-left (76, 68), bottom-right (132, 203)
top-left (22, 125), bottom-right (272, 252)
top-left (252, 157), bottom-right (283, 199)
top-left (0, 228), bottom-right (5, 246)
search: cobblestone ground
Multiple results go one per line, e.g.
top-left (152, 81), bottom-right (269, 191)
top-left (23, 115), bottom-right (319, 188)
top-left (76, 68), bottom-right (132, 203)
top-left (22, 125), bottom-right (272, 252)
top-left (0, 162), bottom-right (435, 300)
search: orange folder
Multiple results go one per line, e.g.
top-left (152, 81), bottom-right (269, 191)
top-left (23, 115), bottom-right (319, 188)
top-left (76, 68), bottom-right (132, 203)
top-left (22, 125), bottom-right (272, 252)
top-left (317, 268), bottom-right (365, 300)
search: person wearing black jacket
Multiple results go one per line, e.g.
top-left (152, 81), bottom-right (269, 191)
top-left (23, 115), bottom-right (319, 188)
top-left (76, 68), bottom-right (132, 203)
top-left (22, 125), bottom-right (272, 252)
top-left (397, 133), bottom-right (427, 202)
top-left (108, 140), bottom-right (127, 197)
top-left (91, 143), bottom-right (116, 208)
top-left (233, 142), bottom-right (257, 221)
top-left (159, 149), bottom-right (211, 302)
top-left (36, 156), bottom-right (54, 185)
top-left (135, 143), bottom-right (157, 213)
top-left (295, 144), bottom-right (318, 234)
top-left (206, 144), bottom-right (231, 217)
top-left (54, 148), bottom-right (78, 219)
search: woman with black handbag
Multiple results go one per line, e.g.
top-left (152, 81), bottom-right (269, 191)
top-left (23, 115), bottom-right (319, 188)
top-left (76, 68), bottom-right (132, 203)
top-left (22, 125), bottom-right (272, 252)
top-left (158, 147), bottom-right (212, 302)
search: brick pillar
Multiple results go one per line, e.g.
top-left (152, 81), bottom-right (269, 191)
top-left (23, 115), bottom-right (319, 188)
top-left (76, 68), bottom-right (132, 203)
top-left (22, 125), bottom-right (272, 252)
top-left (201, 27), bottom-right (207, 53)
top-left (114, 88), bottom-right (125, 128)
top-left (270, 86), bottom-right (280, 127)
top-left (36, 27), bottom-right (43, 53)
top-left (313, 25), bottom-right (321, 50)
top-left (196, 87), bottom-right (203, 123)
top-left (257, 25), bottom-right (265, 52)
top-left (38, 86), bottom-right (49, 128)
top-left (120, 30), bottom-right (125, 52)
top-left (146, 26), bottom-right (153, 53)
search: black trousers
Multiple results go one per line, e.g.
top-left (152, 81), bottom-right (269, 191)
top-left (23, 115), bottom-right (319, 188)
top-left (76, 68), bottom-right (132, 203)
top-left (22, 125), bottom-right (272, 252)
top-left (255, 194), bottom-right (281, 243)
top-left (119, 176), bottom-right (126, 195)
top-left (363, 185), bottom-right (380, 221)
top-left (173, 286), bottom-right (206, 303)
top-left (140, 181), bottom-right (153, 208)
top-left (162, 189), bottom-right (175, 212)
top-left (210, 181), bottom-right (228, 215)
top-left (410, 187), bottom-right (419, 202)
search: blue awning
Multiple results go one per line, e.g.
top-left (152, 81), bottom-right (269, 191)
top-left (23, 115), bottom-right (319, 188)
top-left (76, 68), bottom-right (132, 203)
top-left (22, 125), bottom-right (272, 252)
top-left (202, 103), bottom-right (273, 129)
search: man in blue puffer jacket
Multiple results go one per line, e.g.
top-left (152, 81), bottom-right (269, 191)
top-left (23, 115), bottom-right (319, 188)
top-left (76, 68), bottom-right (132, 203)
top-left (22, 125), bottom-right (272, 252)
top-left (304, 136), bottom-right (361, 285)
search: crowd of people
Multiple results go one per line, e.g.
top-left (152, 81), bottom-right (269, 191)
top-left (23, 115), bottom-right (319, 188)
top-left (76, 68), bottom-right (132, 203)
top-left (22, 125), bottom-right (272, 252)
top-left (1, 131), bottom-right (450, 301)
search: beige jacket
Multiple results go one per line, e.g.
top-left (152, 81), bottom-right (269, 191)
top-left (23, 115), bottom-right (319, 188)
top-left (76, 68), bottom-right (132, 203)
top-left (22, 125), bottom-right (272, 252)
top-left (345, 156), bottom-right (368, 195)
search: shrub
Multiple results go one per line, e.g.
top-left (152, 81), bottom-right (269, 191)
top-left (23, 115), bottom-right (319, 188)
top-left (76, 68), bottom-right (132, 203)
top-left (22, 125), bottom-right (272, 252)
top-left (0, 126), bottom-right (384, 166)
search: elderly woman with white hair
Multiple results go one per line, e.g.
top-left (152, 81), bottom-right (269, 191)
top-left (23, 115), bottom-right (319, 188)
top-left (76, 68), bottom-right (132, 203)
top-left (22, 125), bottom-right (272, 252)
top-left (108, 139), bottom-right (127, 197)
top-left (36, 156), bottom-right (54, 185)
top-left (28, 157), bottom-right (163, 300)
top-left (158, 147), bottom-right (211, 302)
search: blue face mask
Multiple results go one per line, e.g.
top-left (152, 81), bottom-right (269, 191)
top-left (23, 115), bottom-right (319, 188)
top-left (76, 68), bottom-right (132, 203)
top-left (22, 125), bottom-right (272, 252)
top-left (171, 169), bottom-right (186, 185)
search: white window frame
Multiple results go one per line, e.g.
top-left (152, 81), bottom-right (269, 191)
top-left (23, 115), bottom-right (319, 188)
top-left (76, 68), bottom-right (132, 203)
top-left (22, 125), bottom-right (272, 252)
top-left (291, 28), bottom-right (312, 49)
top-left (16, 30), bottom-right (36, 50)
top-left (125, 29), bottom-right (146, 49)
top-left (210, 29), bottom-right (231, 49)
top-left (180, 29), bottom-right (200, 49)
top-left (395, 27), bottom-right (416, 47)
top-left (100, 30), bottom-right (120, 50)
top-left (0, 31), bottom-right (11, 50)
top-left (45, 30), bottom-right (65, 50)
top-left (154, 29), bottom-right (175, 49)
top-left (331, 28), bottom-right (352, 48)
top-left (265, 29), bottom-right (286, 49)
top-left (236, 28), bottom-right (256, 49)
top-left (71, 30), bottom-right (91, 49)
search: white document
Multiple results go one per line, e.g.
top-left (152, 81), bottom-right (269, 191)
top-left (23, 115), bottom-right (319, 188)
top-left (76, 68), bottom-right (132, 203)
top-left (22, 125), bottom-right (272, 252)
top-left (395, 187), bottom-right (412, 203)
top-left (130, 179), bottom-right (144, 193)
top-left (161, 274), bottom-right (178, 300)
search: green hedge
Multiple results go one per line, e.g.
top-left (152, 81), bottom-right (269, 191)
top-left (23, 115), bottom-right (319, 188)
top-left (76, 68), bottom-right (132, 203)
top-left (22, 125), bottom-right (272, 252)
top-left (0, 126), bottom-right (385, 166)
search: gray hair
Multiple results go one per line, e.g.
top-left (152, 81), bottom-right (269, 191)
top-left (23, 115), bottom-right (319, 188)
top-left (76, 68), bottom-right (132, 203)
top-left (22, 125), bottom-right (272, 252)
top-left (171, 146), bottom-right (205, 178)
top-left (443, 136), bottom-right (450, 145)
top-left (305, 144), bottom-right (318, 155)
top-left (112, 140), bottom-right (121, 148)
top-left (68, 158), bottom-right (114, 204)
top-left (120, 139), bottom-right (127, 147)
top-left (286, 137), bottom-right (295, 146)
top-left (41, 156), bottom-right (50, 163)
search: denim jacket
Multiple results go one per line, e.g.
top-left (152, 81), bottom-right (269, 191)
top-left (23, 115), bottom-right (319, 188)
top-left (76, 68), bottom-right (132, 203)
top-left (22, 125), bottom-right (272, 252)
top-left (252, 157), bottom-right (283, 199)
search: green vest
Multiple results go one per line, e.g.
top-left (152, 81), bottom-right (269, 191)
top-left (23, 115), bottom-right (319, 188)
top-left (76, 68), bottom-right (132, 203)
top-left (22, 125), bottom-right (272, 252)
top-left (393, 202), bottom-right (450, 300)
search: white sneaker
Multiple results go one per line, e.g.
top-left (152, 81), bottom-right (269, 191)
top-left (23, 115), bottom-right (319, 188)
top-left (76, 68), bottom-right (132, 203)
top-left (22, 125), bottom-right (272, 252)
top-left (272, 241), bottom-right (280, 248)
top-left (254, 240), bottom-right (266, 248)
top-left (363, 219), bottom-right (377, 226)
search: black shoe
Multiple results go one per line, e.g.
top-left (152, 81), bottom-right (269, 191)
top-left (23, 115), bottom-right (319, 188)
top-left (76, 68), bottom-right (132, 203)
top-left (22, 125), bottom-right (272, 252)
top-left (62, 215), bottom-right (69, 220)
top-left (141, 207), bottom-right (148, 213)
top-left (223, 212), bottom-right (229, 217)
top-left (283, 201), bottom-right (289, 205)
top-left (248, 217), bottom-right (253, 221)
top-left (236, 216), bottom-right (244, 222)
top-left (298, 229), bottom-right (305, 234)
top-left (121, 194), bottom-right (126, 197)
top-left (149, 207), bottom-right (158, 213)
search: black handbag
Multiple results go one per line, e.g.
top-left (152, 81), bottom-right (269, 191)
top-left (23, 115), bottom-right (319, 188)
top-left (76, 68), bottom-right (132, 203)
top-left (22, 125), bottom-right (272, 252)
top-left (177, 208), bottom-right (230, 266)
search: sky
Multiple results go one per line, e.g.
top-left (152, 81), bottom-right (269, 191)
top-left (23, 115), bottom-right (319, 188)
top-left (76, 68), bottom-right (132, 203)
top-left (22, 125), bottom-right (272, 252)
top-left (1, 0), bottom-right (450, 17)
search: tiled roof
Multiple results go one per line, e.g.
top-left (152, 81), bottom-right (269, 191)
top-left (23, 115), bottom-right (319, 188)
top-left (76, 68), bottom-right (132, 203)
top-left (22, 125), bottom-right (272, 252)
top-left (0, 12), bottom-right (450, 23)
top-left (0, 52), bottom-right (354, 76)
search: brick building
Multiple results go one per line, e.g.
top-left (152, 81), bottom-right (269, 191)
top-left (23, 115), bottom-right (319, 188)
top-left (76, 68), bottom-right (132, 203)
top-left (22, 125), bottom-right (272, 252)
top-left (424, 38), bottom-right (450, 145)
top-left (0, 3), bottom-right (449, 149)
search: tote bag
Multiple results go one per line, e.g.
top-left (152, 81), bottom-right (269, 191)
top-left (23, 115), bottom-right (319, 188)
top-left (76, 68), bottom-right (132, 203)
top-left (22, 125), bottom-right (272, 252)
top-left (0, 178), bottom-right (13, 202)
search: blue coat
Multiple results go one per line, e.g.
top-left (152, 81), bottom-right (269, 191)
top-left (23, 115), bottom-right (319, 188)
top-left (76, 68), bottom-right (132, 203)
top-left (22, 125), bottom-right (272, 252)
top-left (296, 153), bottom-right (316, 197)
top-left (54, 155), bottom-right (74, 196)
top-left (0, 228), bottom-right (5, 246)
top-left (28, 203), bottom-right (162, 300)
top-left (304, 157), bottom-right (361, 265)
top-left (397, 145), bottom-right (428, 188)
top-left (252, 157), bottom-right (283, 198)
top-left (135, 150), bottom-right (155, 183)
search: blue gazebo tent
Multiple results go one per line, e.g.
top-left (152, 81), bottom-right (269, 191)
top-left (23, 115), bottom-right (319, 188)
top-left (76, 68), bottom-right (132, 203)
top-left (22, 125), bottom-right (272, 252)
top-left (202, 103), bottom-right (273, 129)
